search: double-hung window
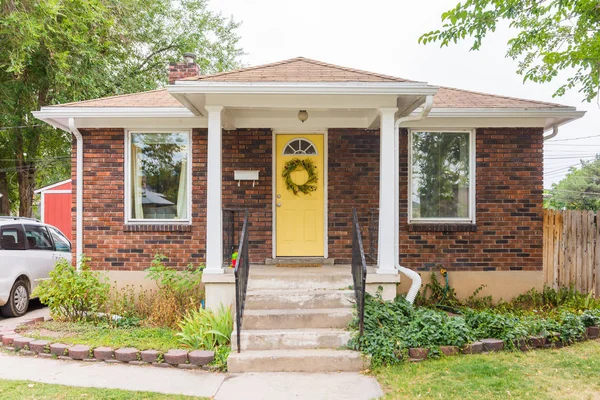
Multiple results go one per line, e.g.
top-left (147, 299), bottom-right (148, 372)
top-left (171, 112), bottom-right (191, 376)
top-left (126, 131), bottom-right (191, 223)
top-left (409, 130), bottom-right (475, 223)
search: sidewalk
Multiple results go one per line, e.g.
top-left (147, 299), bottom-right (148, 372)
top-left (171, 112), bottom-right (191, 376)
top-left (0, 352), bottom-right (383, 399)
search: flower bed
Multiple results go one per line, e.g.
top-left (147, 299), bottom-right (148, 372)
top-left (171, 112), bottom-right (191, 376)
top-left (351, 289), bottom-right (600, 366)
top-left (0, 318), bottom-right (218, 370)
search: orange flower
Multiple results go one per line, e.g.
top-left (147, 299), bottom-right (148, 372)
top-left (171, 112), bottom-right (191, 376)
top-left (440, 268), bottom-right (447, 277)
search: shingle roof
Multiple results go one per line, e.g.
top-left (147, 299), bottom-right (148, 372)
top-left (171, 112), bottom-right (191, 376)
top-left (51, 57), bottom-right (571, 109)
top-left (53, 89), bottom-right (183, 108)
top-left (187, 57), bottom-right (411, 82)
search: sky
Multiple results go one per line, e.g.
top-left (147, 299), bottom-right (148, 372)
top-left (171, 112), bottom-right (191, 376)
top-left (209, 0), bottom-right (599, 189)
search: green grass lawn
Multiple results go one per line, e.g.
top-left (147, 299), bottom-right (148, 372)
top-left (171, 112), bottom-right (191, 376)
top-left (375, 340), bottom-right (600, 399)
top-left (16, 321), bottom-right (181, 352)
top-left (0, 379), bottom-right (205, 399)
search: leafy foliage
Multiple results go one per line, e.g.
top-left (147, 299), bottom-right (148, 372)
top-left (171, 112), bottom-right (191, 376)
top-left (545, 156), bottom-right (600, 210)
top-left (33, 258), bottom-right (110, 321)
top-left (176, 305), bottom-right (233, 350)
top-left (282, 158), bottom-right (319, 196)
top-left (420, 0), bottom-right (600, 102)
top-left (0, 0), bottom-right (242, 216)
top-left (352, 284), bottom-right (600, 366)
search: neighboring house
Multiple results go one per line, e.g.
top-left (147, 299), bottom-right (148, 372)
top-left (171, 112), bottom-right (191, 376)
top-left (33, 56), bottom-right (585, 302)
top-left (34, 179), bottom-right (72, 240)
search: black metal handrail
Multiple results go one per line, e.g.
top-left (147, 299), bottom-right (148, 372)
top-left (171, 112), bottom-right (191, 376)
top-left (223, 208), bottom-right (245, 267)
top-left (352, 208), bottom-right (368, 338)
top-left (234, 210), bottom-right (250, 353)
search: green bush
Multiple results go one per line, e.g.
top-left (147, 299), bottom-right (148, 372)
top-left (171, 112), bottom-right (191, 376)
top-left (176, 305), bottom-right (233, 350)
top-left (33, 258), bottom-right (110, 322)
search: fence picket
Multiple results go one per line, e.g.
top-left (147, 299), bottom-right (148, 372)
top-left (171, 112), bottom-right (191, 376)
top-left (543, 209), bottom-right (598, 296)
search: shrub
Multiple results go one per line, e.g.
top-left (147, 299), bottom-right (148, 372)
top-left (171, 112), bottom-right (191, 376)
top-left (176, 305), bottom-right (233, 350)
top-left (33, 258), bottom-right (110, 322)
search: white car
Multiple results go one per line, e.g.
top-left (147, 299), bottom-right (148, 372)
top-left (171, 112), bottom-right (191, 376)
top-left (0, 217), bottom-right (72, 317)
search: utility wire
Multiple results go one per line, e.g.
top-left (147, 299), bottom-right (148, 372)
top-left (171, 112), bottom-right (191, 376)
top-left (547, 133), bottom-right (600, 142)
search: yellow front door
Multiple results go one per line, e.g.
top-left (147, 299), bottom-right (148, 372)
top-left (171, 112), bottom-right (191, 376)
top-left (275, 134), bottom-right (325, 257)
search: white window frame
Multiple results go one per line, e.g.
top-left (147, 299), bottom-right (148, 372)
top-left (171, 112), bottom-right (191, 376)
top-left (408, 129), bottom-right (476, 224)
top-left (124, 129), bottom-right (193, 225)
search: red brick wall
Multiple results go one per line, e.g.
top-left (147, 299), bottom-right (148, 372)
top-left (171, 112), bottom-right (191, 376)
top-left (72, 128), bottom-right (207, 271)
top-left (222, 129), bottom-right (272, 263)
top-left (398, 128), bottom-right (544, 272)
top-left (73, 127), bottom-right (543, 272)
top-left (327, 129), bottom-right (380, 263)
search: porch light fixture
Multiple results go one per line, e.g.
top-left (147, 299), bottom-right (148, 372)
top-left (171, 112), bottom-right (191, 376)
top-left (297, 109), bottom-right (308, 123)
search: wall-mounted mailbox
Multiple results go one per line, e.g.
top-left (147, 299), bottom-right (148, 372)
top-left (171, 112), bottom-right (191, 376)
top-left (234, 170), bottom-right (259, 187)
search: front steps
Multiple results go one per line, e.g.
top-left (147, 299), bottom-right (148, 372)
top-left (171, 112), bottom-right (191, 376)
top-left (227, 265), bottom-right (369, 373)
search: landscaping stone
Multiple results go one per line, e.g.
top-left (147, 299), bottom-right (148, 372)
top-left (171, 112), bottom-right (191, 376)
top-left (0, 331), bottom-right (16, 340)
top-left (50, 343), bottom-right (69, 356)
top-left (177, 364), bottom-right (199, 370)
top-left (31, 316), bottom-right (45, 323)
top-left (188, 350), bottom-right (215, 366)
top-left (105, 359), bottom-right (123, 364)
top-left (140, 349), bottom-right (161, 363)
top-left (462, 341), bottom-right (484, 354)
top-left (529, 336), bottom-right (546, 348)
top-left (4, 347), bottom-right (15, 352)
top-left (19, 350), bottom-right (35, 356)
top-left (29, 340), bottom-right (50, 354)
top-left (408, 348), bottom-right (429, 360)
top-left (58, 356), bottom-right (73, 361)
top-left (37, 353), bottom-right (53, 359)
top-left (82, 358), bottom-right (99, 362)
top-left (586, 326), bottom-right (599, 340)
top-left (481, 338), bottom-right (504, 352)
top-left (153, 362), bottom-right (173, 368)
top-left (13, 337), bottom-right (33, 350)
top-left (512, 338), bottom-right (528, 351)
top-left (1, 335), bottom-right (20, 347)
top-left (68, 345), bottom-right (91, 360)
top-left (128, 361), bottom-right (147, 366)
top-left (440, 346), bottom-right (459, 356)
top-left (163, 349), bottom-right (188, 365)
top-left (114, 347), bottom-right (139, 363)
top-left (93, 347), bottom-right (114, 360)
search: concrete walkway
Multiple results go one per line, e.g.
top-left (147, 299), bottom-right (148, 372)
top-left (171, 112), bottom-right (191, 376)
top-left (0, 352), bottom-right (383, 399)
top-left (0, 302), bottom-right (49, 330)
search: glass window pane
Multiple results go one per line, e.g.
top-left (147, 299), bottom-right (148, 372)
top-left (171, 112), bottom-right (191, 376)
top-left (49, 227), bottom-right (71, 252)
top-left (24, 225), bottom-right (54, 250)
top-left (411, 131), bottom-right (470, 219)
top-left (130, 132), bottom-right (189, 221)
top-left (0, 225), bottom-right (26, 250)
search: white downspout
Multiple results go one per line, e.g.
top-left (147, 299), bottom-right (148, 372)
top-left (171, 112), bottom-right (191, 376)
top-left (392, 95), bottom-right (434, 303)
top-left (543, 126), bottom-right (558, 141)
top-left (68, 118), bottom-right (83, 270)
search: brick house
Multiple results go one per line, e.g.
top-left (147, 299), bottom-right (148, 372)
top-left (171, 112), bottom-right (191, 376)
top-left (34, 56), bottom-right (585, 303)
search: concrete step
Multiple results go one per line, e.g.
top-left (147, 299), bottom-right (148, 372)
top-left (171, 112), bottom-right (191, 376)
top-left (245, 289), bottom-right (355, 310)
top-left (248, 266), bottom-right (353, 290)
top-left (231, 328), bottom-right (352, 351)
top-left (242, 308), bottom-right (354, 330)
top-left (227, 349), bottom-right (368, 372)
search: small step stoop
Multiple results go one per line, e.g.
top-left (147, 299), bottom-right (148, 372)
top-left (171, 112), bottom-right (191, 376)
top-left (227, 265), bottom-right (368, 373)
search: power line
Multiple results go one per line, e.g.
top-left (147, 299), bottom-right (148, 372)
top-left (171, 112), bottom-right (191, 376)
top-left (547, 133), bottom-right (600, 142)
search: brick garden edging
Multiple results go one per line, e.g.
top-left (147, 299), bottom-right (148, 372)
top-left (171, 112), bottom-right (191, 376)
top-left (407, 325), bottom-right (600, 362)
top-left (0, 318), bottom-right (215, 370)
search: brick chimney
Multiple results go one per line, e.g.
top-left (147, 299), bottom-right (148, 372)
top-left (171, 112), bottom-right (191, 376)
top-left (168, 53), bottom-right (200, 84)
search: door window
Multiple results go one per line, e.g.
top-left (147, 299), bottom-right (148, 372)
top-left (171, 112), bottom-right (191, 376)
top-left (48, 227), bottom-right (71, 252)
top-left (0, 225), bottom-right (26, 250)
top-left (24, 225), bottom-right (54, 251)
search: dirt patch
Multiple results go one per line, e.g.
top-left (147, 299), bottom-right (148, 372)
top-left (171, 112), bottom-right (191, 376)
top-left (18, 327), bottom-right (76, 339)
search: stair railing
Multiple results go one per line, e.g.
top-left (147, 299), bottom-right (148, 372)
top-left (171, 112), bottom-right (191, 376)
top-left (352, 208), bottom-right (367, 338)
top-left (234, 210), bottom-right (250, 353)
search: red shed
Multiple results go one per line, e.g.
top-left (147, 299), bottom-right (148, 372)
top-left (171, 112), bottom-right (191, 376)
top-left (35, 179), bottom-right (72, 240)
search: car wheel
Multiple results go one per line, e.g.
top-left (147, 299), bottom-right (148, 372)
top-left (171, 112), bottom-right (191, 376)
top-left (0, 279), bottom-right (29, 317)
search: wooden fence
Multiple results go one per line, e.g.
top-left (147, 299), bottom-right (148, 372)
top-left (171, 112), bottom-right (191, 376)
top-left (543, 209), bottom-right (600, 295)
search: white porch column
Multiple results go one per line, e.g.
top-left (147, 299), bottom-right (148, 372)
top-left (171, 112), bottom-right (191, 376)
top-left (204, 105), bottom-right (224, 274)
top-left (377, 108), bottom-right (398, 274)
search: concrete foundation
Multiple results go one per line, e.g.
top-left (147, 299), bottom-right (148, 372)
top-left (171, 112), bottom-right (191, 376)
top-left (202, 272), bottom-right (236, 310)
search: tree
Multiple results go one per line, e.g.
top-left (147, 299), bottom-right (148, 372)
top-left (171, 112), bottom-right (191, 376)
top-left (0, 0), bottom-right (242, 217)
top-left (545, 156), bottom-right (600, 210)
top-left (419, 0), bottom-right (600, 103)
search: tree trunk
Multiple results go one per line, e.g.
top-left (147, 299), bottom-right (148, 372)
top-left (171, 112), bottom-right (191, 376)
top-left (16, 161), bottom-right (36, 218)
top-left (0, 171), bottom-right (9, 215)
